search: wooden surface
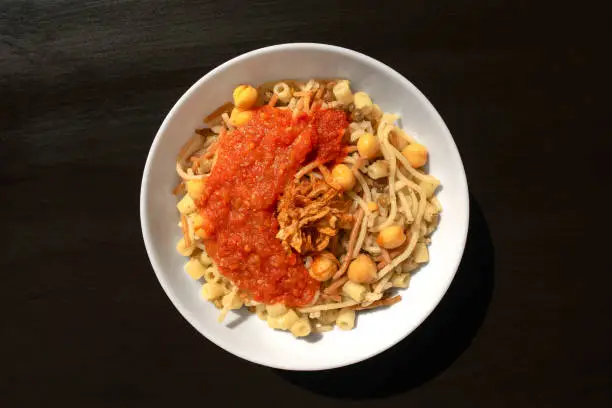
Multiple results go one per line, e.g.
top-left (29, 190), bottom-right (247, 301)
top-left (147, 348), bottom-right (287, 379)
top-left (2, 1), bottom-right (610, 406)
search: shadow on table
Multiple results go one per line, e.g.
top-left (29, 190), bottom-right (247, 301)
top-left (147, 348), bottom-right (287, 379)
top-left (273, 194), bottom-right (494, 399)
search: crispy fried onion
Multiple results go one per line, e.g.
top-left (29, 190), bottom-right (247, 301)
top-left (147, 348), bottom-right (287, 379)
top-left (276, 178), bottom-right (353, 254)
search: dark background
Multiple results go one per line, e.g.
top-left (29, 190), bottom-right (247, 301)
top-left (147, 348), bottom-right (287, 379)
top-left (1, 1), bottom-right (610, 406)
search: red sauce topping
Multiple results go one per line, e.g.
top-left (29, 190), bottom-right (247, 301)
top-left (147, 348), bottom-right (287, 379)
top-left (197, 106), bottom-right (348, 306)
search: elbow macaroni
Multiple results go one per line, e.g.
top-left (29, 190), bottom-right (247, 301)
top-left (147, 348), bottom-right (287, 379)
top-left (201, 282), bottom-right (225, 300)
top-left (392, 272), bottom-right (411, 288)
top-left (369, 103), bottom-right (383, 121)
top-left (273, 82), bottom-right (292, 103)
top-left (353, 92), bottom-right (373, 114)
top-left (203, 266), bottom-right (221, 283)
top-left (426, 213), bottom-right (440, 236)
top-left (176, 237), bottom-right (195, 256)
top-left (289, 317), bottom-right (312, 337)
top-left (367, 160), bottom-right (390, 179)
top-left (267, 309), bottom-right (300, 330)
top-left (319, 309), bottom-right (339, 325)
top-left (333, 80), bottom-right (353, 105)
top-left (336, 308), bottom-right (356, 331)
top-left (184, 258), bottom-right (206, 280)
top-left (266, 303), bottom-right (287, 317)
top-left (256, 304), bottom-right (268, 321)
top-left (177, 194), bottom-right (197, 214)
top-left (413, 243), bottom-right (429, 263)
top-left (199, 252), bottom-right (213, 267)
top-left (419, 179), bottom-right (439, 199)
top-left (222, 291), bottom-right (243, 310)
top-left (423, 202), bottom-right (437, 223)
top-left (186, 179), bottom-right (206, 199)
top-left (342, 281), bottom-right (367, 302)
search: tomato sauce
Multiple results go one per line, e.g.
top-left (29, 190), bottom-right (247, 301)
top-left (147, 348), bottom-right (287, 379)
top-left (197, 106), bottom-right (348, 306)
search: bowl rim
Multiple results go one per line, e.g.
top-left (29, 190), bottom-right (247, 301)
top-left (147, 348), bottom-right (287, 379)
top-left (140, 42), bottom-right (470, 371)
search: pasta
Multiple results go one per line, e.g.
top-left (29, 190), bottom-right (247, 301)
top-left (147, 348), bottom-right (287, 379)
top-left (201, 282), bottom-right (225, 300)
top-left (222, 291), bottom-right (243, 310)
top-left (266, 303), bottom-right (287, 318)
top-left (332, 80), bottom-right (353, 105)
top-left (203, 266), bottom-right (220, 283)
top-left (353, 92), bottom-right (373, 114)
top-left (273, 82), bottom-right (292, 103)
top-left (391, 272), bottom-right (411, 288)
top-left (172, 79), bottom-right (442, 337)
top-left (175, 237), bottom-right (194, 257)
top-left (267, 309), bottom-right (300, 330)
top-left (289, 317), bottom-right (312, 337)
top-left (255, 304), bottom-right (268, 321)
top-left (184, 258), bottom-right (207, 280)
top-left (342, 281), bottom-right (368, 302)
top-left (176, 194), bottom-right (196, 214)
top-left (336, 308), bottom-right (356, 331)
top-left (199, 252), bottom-right (213, 267)
top-left (318, 309), bottom-right (340, 325)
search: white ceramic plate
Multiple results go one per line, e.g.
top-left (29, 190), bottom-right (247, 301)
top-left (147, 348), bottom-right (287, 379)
top-left (140, 43), bottom-right (469, 371)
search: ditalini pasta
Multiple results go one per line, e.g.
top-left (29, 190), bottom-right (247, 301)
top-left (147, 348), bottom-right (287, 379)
top-left (172, 79), bottom-right (442, 337)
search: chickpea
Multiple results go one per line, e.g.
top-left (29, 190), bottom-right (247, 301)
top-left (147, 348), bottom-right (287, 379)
top-left (309, 252), bottom-right (338, 281)
top-left (347, 254), bottom-right (377, 283)
top-left (357, 133), bottom-right (380, 159)
top-left (376, 225), bottom-right (406, 249)
top-left (402, 143), bottom-right (428, 168)
top-left (232, 84), bottom-right (258, 109)
top-left (331, 164), bottom-right (356, 191)
top-left (367, 201), bottom-right (379, 212)
top-left (230, 107), bottom-right (253, 126)
top-left (186, 179), bottom-right (206, 199)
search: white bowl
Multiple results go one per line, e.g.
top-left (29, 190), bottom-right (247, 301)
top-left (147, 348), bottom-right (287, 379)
top-left (140, 43), bottom-right (469, 371)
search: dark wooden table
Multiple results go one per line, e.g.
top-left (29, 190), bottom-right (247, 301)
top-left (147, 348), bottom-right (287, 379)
top-left (2, 1), bottom-right (610, 406)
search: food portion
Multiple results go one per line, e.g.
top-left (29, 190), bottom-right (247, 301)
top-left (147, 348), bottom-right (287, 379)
top-left (276, 177), bottom-right (353, 254)
top-left (173, 79), bottom-right (442, 337)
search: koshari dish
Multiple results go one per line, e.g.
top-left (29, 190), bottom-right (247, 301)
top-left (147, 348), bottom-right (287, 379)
top-left (173, 79), bottom-right (442, 337)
